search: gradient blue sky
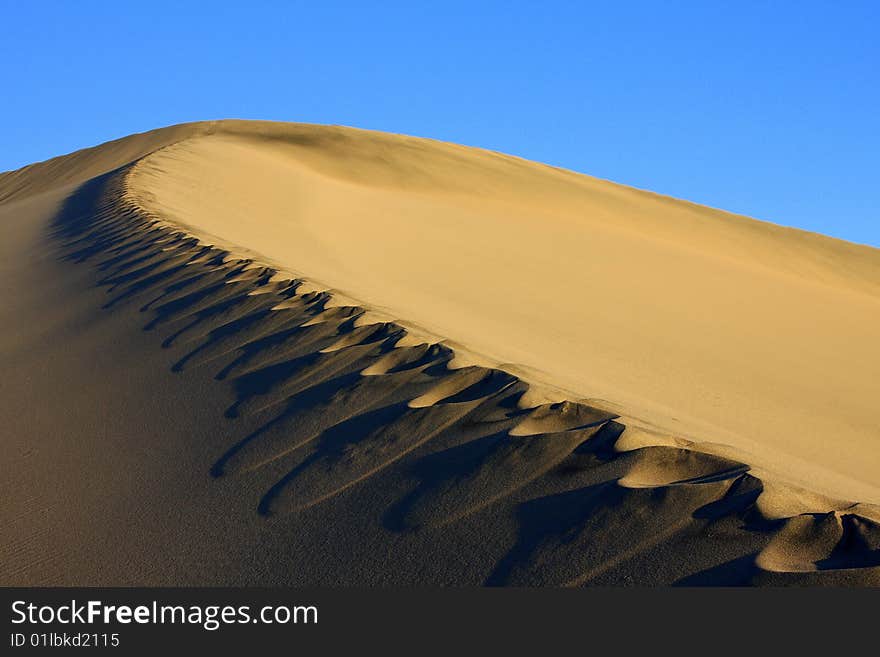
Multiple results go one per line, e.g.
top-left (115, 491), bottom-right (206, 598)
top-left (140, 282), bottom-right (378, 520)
top-left (2, 1), bottom-right (877, 245)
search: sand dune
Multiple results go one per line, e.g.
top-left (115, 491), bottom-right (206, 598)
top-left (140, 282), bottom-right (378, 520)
top-left (1, 120), bottom-right (878, 585)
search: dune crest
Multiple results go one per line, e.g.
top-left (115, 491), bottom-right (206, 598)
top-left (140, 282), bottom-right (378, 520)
top-left (1, 120), bottom-right (879, 585)
top-left (124, 121), bottom-right (880, 505)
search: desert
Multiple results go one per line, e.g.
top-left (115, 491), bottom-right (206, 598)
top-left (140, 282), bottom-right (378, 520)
top-left (1, 120), bottom-right (878, 586)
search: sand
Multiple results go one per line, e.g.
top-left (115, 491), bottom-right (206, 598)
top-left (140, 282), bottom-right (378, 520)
top-left (1, 119), bottom-right (878, 585)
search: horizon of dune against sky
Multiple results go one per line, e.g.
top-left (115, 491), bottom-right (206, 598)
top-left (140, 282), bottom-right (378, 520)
top-left (1, 2), bottom-right (878, 246)
top-left (1, 119), bottom-right (879, 586)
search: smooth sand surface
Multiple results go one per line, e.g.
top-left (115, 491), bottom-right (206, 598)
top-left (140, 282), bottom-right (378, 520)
top-left (1, 120), bottom-right (878, 585)
top-left (127, 122), bottom-right (880, 503)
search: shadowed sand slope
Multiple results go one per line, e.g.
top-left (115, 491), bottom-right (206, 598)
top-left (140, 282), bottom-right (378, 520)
top-left (1, 120), bottom-right (879, 586)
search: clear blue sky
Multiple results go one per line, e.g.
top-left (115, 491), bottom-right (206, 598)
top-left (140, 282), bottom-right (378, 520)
top-left (2, 1), bottom-right (877, 245)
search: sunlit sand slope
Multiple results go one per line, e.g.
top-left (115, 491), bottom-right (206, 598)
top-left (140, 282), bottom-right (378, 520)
top-left (127, 121), bottom-right (880, 503)
top-left (1, 120), bottom-right (878, 585)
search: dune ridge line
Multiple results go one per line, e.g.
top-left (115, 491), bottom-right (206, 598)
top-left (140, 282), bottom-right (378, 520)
top-left (1, 120), bottom-right (878, 585)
